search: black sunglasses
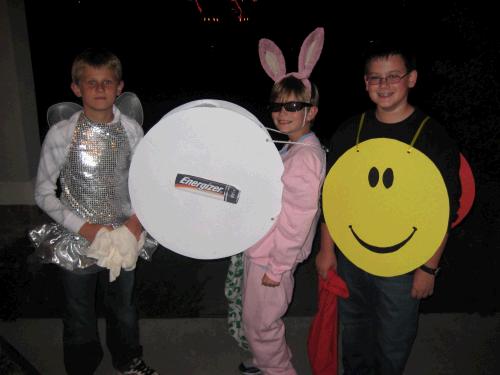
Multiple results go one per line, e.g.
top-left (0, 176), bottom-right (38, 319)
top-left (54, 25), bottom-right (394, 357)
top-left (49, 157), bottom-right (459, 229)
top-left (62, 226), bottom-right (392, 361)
top-left (268, 101), bottom-right (312, 113)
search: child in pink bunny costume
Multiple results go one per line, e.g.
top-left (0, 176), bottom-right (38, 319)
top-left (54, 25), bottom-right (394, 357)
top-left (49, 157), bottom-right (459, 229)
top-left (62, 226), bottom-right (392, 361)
top-left (239, 27), bottom-right (326, 375)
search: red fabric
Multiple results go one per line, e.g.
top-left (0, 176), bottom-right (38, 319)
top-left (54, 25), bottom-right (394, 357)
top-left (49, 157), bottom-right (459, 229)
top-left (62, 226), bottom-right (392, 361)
top-left (451, 153), bottom-right (476, 228)
top-left (307, 270), bottom-right (349, 375)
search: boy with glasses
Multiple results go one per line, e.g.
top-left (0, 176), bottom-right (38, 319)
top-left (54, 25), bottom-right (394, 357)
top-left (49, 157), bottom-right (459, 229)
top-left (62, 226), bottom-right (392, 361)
top-left (316, 40), bottom-right (461, 374)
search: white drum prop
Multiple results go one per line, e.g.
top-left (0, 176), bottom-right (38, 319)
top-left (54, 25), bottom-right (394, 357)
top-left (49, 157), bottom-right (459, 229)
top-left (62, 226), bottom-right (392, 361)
top-left (129, 99), bottom-right (284, 259)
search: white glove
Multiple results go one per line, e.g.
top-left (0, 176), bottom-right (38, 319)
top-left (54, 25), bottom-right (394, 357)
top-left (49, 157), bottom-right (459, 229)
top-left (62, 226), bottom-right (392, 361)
top-left (87, 226), bottom-right (146, 282)
top-left (110, 226), bottom-right (141, 271)
top-left (87, 227), bottom-right (112, 261)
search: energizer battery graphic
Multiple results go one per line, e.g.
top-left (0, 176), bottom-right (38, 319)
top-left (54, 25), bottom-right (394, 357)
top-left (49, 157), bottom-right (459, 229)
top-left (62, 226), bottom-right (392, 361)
top-left (175, 174), bottom-right (240, 204)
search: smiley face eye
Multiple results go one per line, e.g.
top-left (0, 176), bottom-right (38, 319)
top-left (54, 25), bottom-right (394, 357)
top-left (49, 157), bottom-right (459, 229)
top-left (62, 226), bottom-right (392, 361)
top-left (368, 167), bottom-right (394, 188)
top-left (368, 167), bottom-right (379, 187)
top-left (383, 168), bottom-right (394, 188)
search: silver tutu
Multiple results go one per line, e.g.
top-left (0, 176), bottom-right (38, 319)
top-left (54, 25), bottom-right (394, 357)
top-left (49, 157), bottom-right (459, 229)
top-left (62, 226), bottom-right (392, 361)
top-left (29, 223), bottom-right (158, 272)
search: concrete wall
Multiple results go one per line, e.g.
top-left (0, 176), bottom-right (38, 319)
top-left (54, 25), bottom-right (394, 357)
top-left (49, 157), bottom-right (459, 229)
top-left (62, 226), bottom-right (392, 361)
top-left (0, 0), bottom-right (40, 204)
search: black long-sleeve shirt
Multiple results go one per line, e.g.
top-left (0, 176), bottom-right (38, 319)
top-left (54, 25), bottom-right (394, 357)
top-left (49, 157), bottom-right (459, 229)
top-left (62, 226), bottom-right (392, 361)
top-left (323, 108), bottom-right (461, 227)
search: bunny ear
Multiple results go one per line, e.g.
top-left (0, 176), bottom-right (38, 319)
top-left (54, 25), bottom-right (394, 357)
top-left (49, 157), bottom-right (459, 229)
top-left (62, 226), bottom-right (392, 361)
top-left (298, 27), bottom-right (324, 78)
top-left (258, 38), bottom-right (287, 82)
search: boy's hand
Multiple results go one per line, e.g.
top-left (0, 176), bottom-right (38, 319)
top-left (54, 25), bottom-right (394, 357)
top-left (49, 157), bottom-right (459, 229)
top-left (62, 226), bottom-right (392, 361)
top-left (411, 268), bottom-right (435, 299)
top-left (316, 222), bottom-right (337, 279)
top-left (262, 273), bottom-right (280, 287)
top-left (315, 247), bottom-right (337, 280)
top-left (124, 214), bottom-right (143, 241)
top-left (79, 222), bottom-right (111, 243)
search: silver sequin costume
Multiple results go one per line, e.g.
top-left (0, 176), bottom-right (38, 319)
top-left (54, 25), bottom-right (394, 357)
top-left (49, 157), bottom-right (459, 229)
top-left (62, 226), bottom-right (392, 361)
top-left (61, 113), bottom-right (132, 225)
top-left (30, 110), bottom-right (157, 272)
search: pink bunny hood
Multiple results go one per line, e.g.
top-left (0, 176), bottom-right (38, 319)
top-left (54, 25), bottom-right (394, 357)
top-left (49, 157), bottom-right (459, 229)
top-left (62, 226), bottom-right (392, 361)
top-left (258, 27), bottom-right (324, 95)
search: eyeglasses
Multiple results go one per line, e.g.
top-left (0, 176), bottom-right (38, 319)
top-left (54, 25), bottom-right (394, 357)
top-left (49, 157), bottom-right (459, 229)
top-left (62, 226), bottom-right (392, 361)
top-left (268, 101), bottom-right (312, 112)
top-left (365, 72), bottom-right (410, 86)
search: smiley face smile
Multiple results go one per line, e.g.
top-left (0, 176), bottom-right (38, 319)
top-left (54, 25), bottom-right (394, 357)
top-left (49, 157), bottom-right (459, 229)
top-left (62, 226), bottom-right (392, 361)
top-left (349, 225), bottom-right (417, 254)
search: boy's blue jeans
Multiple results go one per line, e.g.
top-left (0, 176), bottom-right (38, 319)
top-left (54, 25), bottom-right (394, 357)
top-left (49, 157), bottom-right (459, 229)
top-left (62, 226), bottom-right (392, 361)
top-left (59, 267), bottom-right (142, 375)
top-left (337, 252), bottom-right (419, 375)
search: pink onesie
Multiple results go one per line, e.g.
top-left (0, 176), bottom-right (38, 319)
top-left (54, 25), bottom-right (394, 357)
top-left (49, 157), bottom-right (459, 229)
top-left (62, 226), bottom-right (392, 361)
top-left (243, 132), bottom-right (326, 375)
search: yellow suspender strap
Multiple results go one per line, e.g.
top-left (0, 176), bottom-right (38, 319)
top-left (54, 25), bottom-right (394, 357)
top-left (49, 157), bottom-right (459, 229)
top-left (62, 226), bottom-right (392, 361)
top-left (355, 112), bottom-right (366, 151)
top-left (408, 116), bottom-right (430, 153)
top-left (356, 113), bottom-right (430, 153)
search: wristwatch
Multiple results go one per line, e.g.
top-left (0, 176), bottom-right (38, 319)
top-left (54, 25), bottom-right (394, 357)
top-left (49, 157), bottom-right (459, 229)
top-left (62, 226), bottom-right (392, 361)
top-left (419, 264), bottom-right (441, 276)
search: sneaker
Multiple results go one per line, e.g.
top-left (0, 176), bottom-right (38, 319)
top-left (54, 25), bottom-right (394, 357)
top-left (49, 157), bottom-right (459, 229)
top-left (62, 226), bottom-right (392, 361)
top-left (118, 358), bottom-right (159, 375)
top-left (238, 361), bottom-right (262, 375)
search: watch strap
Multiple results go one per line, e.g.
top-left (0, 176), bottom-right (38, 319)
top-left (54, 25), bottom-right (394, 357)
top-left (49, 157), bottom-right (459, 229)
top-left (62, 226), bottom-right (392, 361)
top-left (420, 264), bottom-right (440, 276)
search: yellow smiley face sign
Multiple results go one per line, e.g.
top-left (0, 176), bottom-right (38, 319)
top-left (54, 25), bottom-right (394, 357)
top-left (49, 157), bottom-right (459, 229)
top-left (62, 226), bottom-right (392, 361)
top-left (323, 138), bottom-right (449, 276)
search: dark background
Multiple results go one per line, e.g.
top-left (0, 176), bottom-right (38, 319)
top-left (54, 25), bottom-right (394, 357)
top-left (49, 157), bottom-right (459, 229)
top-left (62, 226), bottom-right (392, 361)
top-left (23, 0), bottom-right (500, 180)
top-left (23, 0), bottom-right (500, 147)
top-left (8, 0), bottom-right (498, 317)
